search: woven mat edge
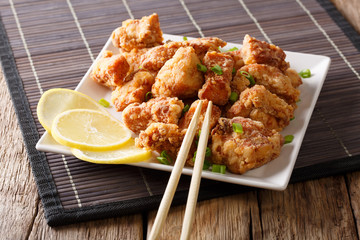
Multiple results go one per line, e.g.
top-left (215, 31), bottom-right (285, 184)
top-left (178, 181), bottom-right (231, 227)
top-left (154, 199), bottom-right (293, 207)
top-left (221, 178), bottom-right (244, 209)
top-left (1, 0), bottom-right (360, 227)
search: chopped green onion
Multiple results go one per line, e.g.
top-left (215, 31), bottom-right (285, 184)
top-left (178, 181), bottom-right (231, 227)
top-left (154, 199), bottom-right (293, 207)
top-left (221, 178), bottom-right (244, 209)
top-left (197, 63), bottom-right (207, 73)
top-left (145, 91), bottom-right (152, 101)
top-left (198, 130), bottom-right (201, 138)
top-left (296, 98), bottom-right (301, 103)
top-left (183, 36), bottom-right (188, 41)
top-left (232, 68), bottom-right (236, 74)
top-left (240, 71), bottom-right (255, 87)
top-left (205, 147), bottom-right (211, 158)
top-left (212, 164), bottom-right (226, 174)
top-left (157, 156), bottom-right (170, 165)
top-left (157, 150), bottom-right (172, 165)
top-left (229, 91), bottom-right (239, 103)
top-left (138, 65), bottom-right (143, 69)
top-left (192, 151), bottom-right (197, 162)
top-left (98, 98), bottom-right (110, 108)
top-left (299, 69), bottom-right (311, 78)
top-left (203, 160), bottom-right (211, 170)
top-left (290, 116), bottom-right (295, 121)
top-left (232, 122), bottom-right (243, 134)
top-left (182, 104), bottom-right (190, 114)
top-left (284, 135), bottom-right (294, 144)
top-left (227, 47), bottom-right (239, 52)
top-left (211, 65), bottom-right (223, 75)
top-left (220, 165), bottom-right (226, 174)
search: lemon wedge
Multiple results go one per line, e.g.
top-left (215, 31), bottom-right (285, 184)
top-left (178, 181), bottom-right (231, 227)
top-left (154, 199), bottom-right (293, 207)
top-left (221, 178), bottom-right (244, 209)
top-left (71, 139), bottom-right (152, 164)
top-left (37, 88), bottom-right (108, 133)
top-left (51, 109), bottom-right (131, 151)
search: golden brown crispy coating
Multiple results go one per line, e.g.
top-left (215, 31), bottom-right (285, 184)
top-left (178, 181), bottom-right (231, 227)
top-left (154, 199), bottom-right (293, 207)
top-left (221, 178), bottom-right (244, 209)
top-left (239, 64), bottom-right (300, 104)
top-left (198, 51), bottom-right (234, 105)
top-left (227, 85), bottom-right (294, 131)
top-left (135, 123), bottom-right (185, 156)
top-left (185, 37), bottom-right (227, 59)
top-left (231, 69), bottom-right (250, 95)
top-left (285, 68), bottom-right (303, 88)
top-left (211, 117), bottom-right (283, 174)
top-left (111, 70), bottom-right (155, 111)
top-left (120, 48), bottom-right (150, 74)
top-left (112, 13), bottom-right (163, 51)
top-left (224, 49), bottom-right (244, 72)
top-left (91, 50), bottom-right (129, 88)
top-left (152, 47), bottom-right (204, 99)
top-left (122, 97), bottom-right (184, 134)
top-left (140, 43), bottom-right (180, 72)
top-left (140, 37), bottom-right (226, 72)
top-left (241, 34), bottom-right (289, 72)
top-left (179, 99), bottom-right (221, 132)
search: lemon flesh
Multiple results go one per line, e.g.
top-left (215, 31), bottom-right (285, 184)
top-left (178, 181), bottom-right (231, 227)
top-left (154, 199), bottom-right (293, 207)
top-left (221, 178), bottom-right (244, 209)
top-left (37, 88), bottom-right (108, 133)
top-left (51, 109), bottom-right (131, 151)
top-left (71, 139), bottom-right (152, 164)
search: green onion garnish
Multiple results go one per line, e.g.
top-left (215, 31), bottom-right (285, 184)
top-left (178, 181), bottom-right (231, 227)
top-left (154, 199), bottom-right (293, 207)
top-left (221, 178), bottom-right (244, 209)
top-left (205, 147), bottom-right (211, 158)
top-left (232, 122), bottom-right (243, 134)
top-left (296, 98), bottom-right (301, 103)
top-left (138, 65), bottom-right (143, 69)
top-left (299, 69), bottom-right (311, 78)
top-left (290, 116), bottom-right (295, 121)
top-left (220, 165), bottom-right (226, 174)
top-left (227, 47), bottom-right (239, 52)
top-left (98, 98), bottom-right (110, 108)
top-left (157, 150), bottom-right (172, 165)
top-left (183, 36), bottom-right (188, 41)
top-left (240, 71), bottom-right (255, 87)
top-left (145, 91), bottom-right (152, 101)
top-left (197, 63), bottom-right (207, 73)
top-left (203, 160), bottom-right (211, 170)
top-left (192, 151), bottom-right (197, 162)
top-left (212, 164), bottom-right (226, 174)
top-left (182, 104), bottom-right (190, 114)
top-left (232, 68), bottom-right (236, 74)
top-left (284, 135), bottom-right (294, 144)
top-left (229, 91), bottom-right (239, 103)
top-left (211, 65), bottom-right (223, 75)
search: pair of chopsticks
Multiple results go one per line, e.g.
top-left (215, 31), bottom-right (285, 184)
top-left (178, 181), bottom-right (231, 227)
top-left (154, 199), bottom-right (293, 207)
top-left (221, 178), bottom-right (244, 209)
top-left (148, 100), bottom-right (213, 240)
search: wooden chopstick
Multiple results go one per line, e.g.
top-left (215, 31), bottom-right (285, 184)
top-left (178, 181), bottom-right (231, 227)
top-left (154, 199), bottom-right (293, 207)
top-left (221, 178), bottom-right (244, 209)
top-left (148, 100), bottom-right (204, 240)
top-left (180, 101), bottom-right (212, 240)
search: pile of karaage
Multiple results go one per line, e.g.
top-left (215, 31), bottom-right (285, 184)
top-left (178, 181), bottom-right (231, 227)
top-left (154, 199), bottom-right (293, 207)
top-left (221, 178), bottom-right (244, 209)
top-left (91, 13), bottom-right (302, 174)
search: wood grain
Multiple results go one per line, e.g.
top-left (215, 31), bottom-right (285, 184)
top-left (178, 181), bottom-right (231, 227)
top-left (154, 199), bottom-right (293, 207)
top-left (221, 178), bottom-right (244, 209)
top-left (147, 191), bottom-right (262, 239)
top-left (330, 0), bottom-right (360, 34)
top-left (0, 72), bottom-right (143, 240)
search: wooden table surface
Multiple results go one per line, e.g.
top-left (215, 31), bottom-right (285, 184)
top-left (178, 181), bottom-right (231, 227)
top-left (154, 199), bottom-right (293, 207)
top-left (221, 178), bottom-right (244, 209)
top-left (1, 1), bottom-right (360, 239)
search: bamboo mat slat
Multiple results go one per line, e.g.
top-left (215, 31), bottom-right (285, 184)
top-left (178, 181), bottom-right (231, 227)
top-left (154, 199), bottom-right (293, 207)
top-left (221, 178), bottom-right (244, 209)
top-left (1, 0), bottom-right (360, 226)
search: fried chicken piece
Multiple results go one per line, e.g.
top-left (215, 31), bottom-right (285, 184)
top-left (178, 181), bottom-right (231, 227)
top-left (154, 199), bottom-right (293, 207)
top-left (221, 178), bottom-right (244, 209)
top-left (140, 37), bottom-right (226, 72)
top-left (231, 69), bottom-right (250, 95)
top-left (91, 50), bottom-right (129, 88)
top-left (136, 123), bottom-right (185, 156)
top-left (227, 85), bottom-right (294, 131)
top-left (152, 47), bottom-right (204, 99)
top-left (241, 34), bottom-right (289, 72)
top-left (285, 68), bottom-right (303, 88)
top-left (111, 70), bottom-right (155, 111)
top-left (198, 51), bottom-right (234, 105)
top-left (211, 117), bottom-right (283, 174)
top-left (225, 49), bottom-right (244, 72)
top-left (120, 48), bottom-right (150, 74)
top-left (112, 13), bottom-right (163, 51)
top-left (185, 37), bottom-right (227, 59)
top-left (122, 97), bottom-right (184, 134)
top-left (239, 64), bottom-right (300, 104)
top-left (140, 43), bottom-right (180, 72)
top-left (179, 99), bottom-right (221, 132)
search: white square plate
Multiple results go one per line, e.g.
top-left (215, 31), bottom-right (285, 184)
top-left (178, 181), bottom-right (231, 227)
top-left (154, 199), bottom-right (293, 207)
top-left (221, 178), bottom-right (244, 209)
top-left (36, 34), bottom-right (331, 190)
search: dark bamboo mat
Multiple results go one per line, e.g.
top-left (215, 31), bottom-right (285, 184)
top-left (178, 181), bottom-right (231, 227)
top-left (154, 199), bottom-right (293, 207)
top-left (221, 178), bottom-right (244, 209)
top-left (1, 0), bottom-right (360, 226)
